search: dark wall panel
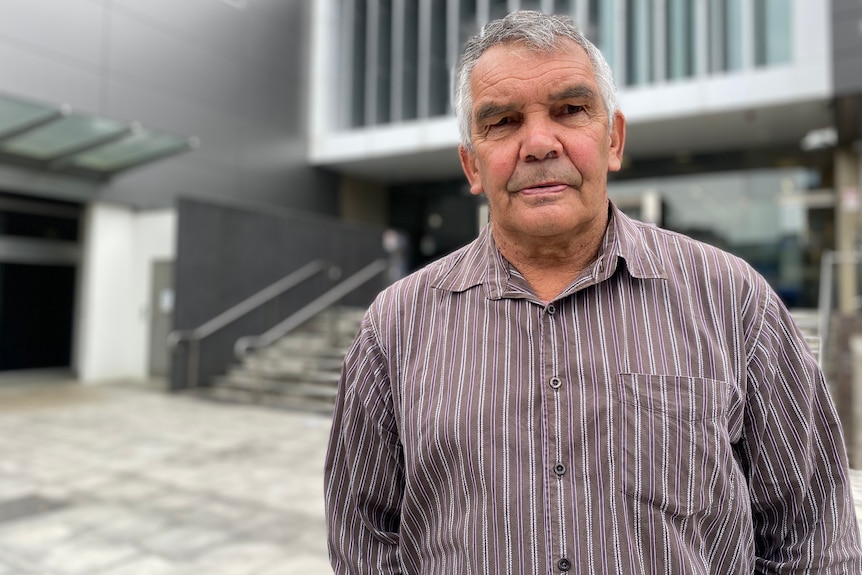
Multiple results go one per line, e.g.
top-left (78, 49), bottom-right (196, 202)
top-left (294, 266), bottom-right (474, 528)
top-left (833, 0), bottom-right (862, 95)
top-left (171, 197), bottom-right (386, 389)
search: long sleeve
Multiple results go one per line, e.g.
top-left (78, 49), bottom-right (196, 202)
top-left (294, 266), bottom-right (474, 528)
top-left (742, 289), bottom-right (862, 573)
top-left (324, 311), bottom-right (404, 575)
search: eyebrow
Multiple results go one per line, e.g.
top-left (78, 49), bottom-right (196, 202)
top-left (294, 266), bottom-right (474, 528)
top-left (474, 103), bottom-right (516, 126)
top-left (549, 84), bottom-right (598, 103)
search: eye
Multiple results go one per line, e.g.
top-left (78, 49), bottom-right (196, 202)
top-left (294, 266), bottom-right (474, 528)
top-left (490, 116), bottom-right (512, 128)
top-left (561, 104), bottom-right (584, 115)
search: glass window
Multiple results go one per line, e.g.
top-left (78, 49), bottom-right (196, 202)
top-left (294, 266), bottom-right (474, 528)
top-left (375, 0), bottom-right (393, 124)
top-left (349, 0), bottom-right (368, 127)
top-left (401, 1), bottom-right (419, 121)
top-left (626, 0), bottom-right (653, 86)
top-left (429, 0), bottom-right (448, 117)
top-left (724, 0), bottom-right (744, 71)
top-left (666, 0), bottom-right (693, 80)
top-left (489, 0), bottom-right (508, 21)
top-left (609, 167), bottom-right (826, 307)
top-left (588, 0), bottom-right (601, 42)
top-left (755, 0), bottom-right (792, 67)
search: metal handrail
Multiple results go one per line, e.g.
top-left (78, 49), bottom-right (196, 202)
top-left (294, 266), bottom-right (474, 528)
top-left (168, 259), bottom-right (331, 388)
top-left (235, 258), bottom-right (388, 359)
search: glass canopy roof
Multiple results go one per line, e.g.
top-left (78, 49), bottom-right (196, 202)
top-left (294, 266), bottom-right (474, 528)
top-left (0, 92), bottom-right (197, 180)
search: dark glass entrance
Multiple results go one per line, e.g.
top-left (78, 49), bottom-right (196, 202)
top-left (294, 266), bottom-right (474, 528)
top-left (0, 192), bottom-right (81, 372)
top-left (0, 263), bottom-right (76, 370)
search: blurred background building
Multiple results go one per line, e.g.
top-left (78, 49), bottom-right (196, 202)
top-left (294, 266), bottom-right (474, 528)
top-left (1, 0), bottom-right (861, 447)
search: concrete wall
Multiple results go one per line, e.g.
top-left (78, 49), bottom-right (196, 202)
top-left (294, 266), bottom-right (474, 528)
top-left (833, 0), bottom-right (862, 96)
top-left (0, 0), bottom-right (337, 213)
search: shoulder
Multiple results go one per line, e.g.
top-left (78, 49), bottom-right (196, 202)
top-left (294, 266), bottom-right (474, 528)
top-left (628, 216), bottom-right (765, 288)
top-left (363, 236), bottom-right (483, 334)
top-left (615, 212), bottom-right (775, 332)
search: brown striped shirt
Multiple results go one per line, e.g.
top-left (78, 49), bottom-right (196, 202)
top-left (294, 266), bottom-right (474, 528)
top-left (324, 203), bottom-right (862, 574)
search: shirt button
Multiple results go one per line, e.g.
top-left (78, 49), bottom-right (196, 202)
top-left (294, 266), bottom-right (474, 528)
top-left (558, 558), bottom-right (571, 571)
top-left (554, 463), bottom-right (566, 477)
top-left (547, 304), bottom-right (556, 314)
top-left (549, 376), bottom-right (562, 389)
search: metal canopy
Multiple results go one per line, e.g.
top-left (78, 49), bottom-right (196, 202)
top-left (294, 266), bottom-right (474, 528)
top-left (0, 92), bottom-right (198, 181)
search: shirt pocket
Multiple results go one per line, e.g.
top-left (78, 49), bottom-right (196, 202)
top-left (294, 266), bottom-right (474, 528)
top-left (617, 373), bottom-right (731, 517)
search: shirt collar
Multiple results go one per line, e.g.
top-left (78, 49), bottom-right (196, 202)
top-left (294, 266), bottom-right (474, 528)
top-left (432, 200), bottom-right (667, 298)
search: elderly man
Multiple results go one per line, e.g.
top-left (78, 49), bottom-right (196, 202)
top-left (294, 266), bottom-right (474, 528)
top-left (324, 10), bottom-right (862, 574)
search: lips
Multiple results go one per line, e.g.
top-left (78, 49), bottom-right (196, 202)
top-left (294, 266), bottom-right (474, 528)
top-left (517, 182), bottom-right (569, 195)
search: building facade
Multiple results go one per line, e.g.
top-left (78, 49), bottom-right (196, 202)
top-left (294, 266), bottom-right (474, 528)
top-left (310, 0), bottom-right (861, 312)
top-left (0, 0), bottom-right (339, 382)
top-left (0, 0), bottom-right (860, 385)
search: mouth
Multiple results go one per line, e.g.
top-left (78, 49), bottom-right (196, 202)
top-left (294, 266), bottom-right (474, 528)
top-left (516, 182), bottom-right (569, 196)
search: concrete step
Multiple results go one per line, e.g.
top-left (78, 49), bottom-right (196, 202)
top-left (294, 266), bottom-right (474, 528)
top-left (206, 306), bottom-right (365, 413)
top-left (242, 355), bottom-right (344, 374)
top-left (224, 366), bottom-right (340, 386)
top-left (196, 385), bottom-right (335, 415)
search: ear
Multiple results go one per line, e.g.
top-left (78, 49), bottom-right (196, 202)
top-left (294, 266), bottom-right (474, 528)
top-left (459, 145), bottom-right (485, 196)
top-left (607, 110), bottom-right (626, 173)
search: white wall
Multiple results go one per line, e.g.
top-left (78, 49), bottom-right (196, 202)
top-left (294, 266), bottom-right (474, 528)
top-left (75, 203), bottom-right (176, 382)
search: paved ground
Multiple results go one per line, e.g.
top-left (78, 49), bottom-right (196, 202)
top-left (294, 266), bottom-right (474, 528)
top-left (0, 377), bottom-right (331, 574)
top-left (1, 376), bottom-right (862, 575)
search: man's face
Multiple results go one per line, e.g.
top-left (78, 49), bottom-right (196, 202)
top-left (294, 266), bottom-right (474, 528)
top-left (459, 40), bottom-right (625, 245)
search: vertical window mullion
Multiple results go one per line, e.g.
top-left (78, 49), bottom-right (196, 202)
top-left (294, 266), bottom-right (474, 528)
top-left (447, 0), bottom-right (460, 115)
top-left (341, 0), bottom-right (357, 128)
top-left (365, 0), bottom-right (379, 125)
top-left (418, 0), bottom-right (431, 118)
top-left (709, 0), bottom-right (725, 72)
top-left (653, 0), bottom-right (666, 82)
top-left (477, 0), bottom-right (490, 29)
top-left (390, 0), bottom-right (405, 122)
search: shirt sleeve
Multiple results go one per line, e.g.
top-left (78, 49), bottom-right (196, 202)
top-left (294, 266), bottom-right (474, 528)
top-left (324, 310), bottom-right (404, 575)
top-left (742, 288), bottom-right (862, 573)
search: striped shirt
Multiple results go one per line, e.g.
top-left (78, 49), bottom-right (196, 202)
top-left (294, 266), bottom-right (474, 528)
top-left (324, 203), bottom-right (862, 574)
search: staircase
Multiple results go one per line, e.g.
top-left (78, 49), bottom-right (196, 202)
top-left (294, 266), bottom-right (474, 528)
top-left (790, 308), bottom-right (821, 364)
top-left (198, 306), bottom-right (366, 414)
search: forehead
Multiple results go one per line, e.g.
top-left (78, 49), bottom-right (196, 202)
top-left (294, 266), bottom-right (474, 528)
top-left (469, 39), bottom-right (597, 102)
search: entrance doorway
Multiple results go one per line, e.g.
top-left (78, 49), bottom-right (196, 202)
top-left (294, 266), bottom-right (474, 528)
top-left (0, 263), bottom-right (76, 370)
top-left (0, 193), bottom-right (81, 372)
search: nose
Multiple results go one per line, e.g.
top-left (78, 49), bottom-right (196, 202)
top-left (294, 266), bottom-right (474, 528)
top-left (520, 116), bottom-right (562, 163)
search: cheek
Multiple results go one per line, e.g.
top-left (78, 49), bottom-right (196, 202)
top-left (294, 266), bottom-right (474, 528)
top-left (567, 140), bottom-right (607, 176)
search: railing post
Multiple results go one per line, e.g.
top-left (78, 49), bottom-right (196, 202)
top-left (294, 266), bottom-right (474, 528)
top-left (189, 339), bottom-right (200, 389)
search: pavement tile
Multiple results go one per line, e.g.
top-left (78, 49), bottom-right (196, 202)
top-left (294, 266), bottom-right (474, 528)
top-left (11, 380), bottom-right (862, 575)
top-left (190, 541), bottom-right (291, 574)
top-left (95, 510), bottom-right (171, 542)
top-left (0, 516), bottom-right (83, 556)
top-left (139, 524), bottom-right (231, 560)
top-left (39, 533), bottom-right (138, 575)
top-left (257, 555), bottom-right (331, 575)
top-left (93, 555), bottom-right (186, 575)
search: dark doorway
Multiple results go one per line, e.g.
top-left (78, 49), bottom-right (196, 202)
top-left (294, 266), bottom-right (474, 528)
top-left (0, 263), bottom-right (76, 370)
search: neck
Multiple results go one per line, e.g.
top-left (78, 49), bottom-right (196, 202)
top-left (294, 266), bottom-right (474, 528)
top-left (492, 214), bottom-right (609, 303)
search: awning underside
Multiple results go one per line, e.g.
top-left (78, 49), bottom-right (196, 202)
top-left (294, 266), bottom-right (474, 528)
top-left (0, 92), bottom-right (197, 181)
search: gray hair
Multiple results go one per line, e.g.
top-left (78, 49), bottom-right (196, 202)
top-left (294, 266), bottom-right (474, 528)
top-left (454, 10), bottom-right (618, 151)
